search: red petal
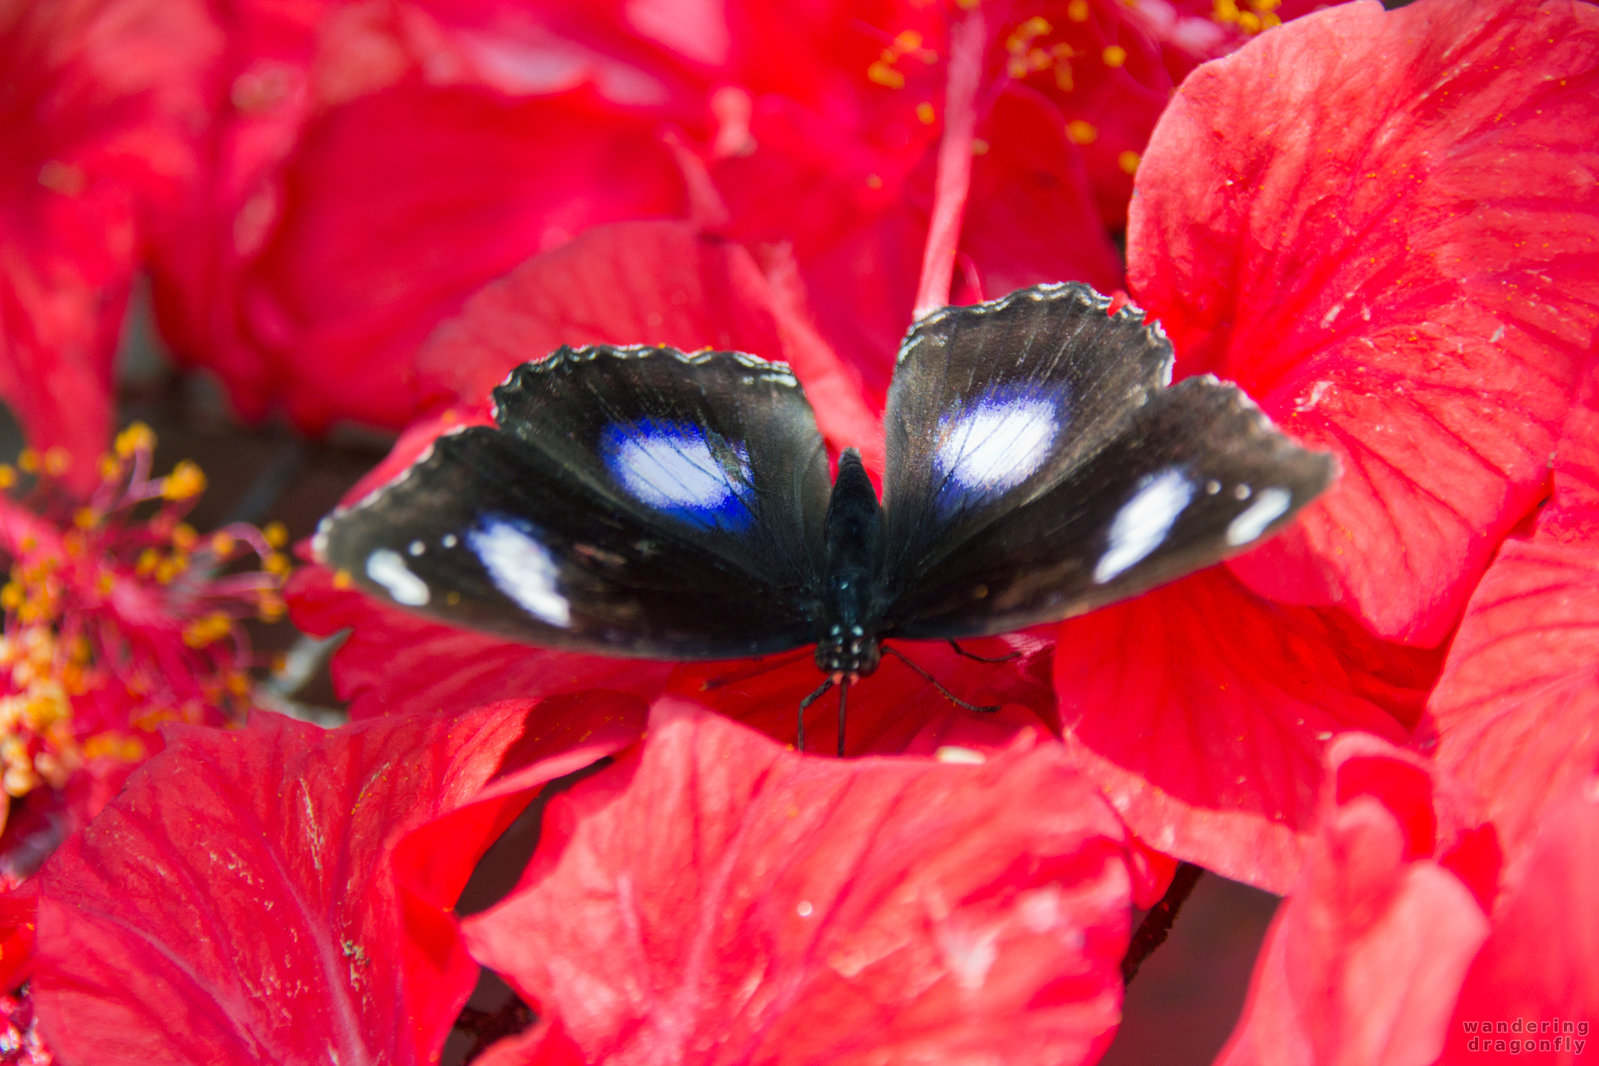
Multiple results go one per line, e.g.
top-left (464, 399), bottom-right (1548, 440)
top-left (288, 564), bottom-right (673, 720)
top-left (32, 705), bottom-right (547, 1064)
top-left (669, 631), bottom-right (1058, 758)
top-left (1218, 737), bottom-right (1493, 1066)
top-left (1427, 379), bottom-right (1599, 863)
top-left (415, 219), bottom-right (881, 458)
top-left (1439, 781), bottom-right (1599, 1064)
top-left (1052, 568), bottom-right (1411, 893)
top-left (465, 701), bottom-right (1133, 1066)
top-left (1128, 0), bottom-right (1599, 643)
top-left (241, 82), bottom-right (687, 431)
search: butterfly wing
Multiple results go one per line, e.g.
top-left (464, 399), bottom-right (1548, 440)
top-left (315, 346), bottom-right (832, 659)
top-left (878, 283), bottom-right (1335, 639)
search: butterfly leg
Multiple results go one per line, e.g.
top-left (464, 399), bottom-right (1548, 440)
top-left (946, 638), bottom-right (1020, 664)
top-left (883, 646), bottom-right (999, 713)
top-left (797, 677), bottom-right (836, 753)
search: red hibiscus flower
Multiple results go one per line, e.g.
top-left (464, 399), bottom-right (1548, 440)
top-left (187, 0), bottom-right (1310, 435)
top-left (0, 424), bottom-right (286, 894)
top-left (23, 697), bottom-right (1134, 1064)
top-left (29, 697), bottom-right (642, 1064)
top-left (295, 0), bottom-right (1599, 899)
top-left (463, 702), bottom-right (1136, 1066)
top-left (1052, 0), bottom-right (1599, 891)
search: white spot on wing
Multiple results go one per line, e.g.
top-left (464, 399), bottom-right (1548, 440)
top-left (468, 518), bottom-right (571, 626)
top-left (1093, 469), bottom-right (1194, 583)
top-left (603, 422), bottom-right (751, 528)
top-left (935, 393), bottom-right (1059, 507)
top-left (366, 549), bottom-right (430, 607)
top-left (1226, 486), bottom-right (1293, 546)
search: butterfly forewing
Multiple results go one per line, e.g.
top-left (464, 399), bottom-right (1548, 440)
top-left (879, 284), bottom-right (1335, 639)
top-left (316, 346), bottom-right (833, 659)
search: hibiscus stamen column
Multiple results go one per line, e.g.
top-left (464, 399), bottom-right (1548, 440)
top-left (913, 7), bottom-right (985, 317)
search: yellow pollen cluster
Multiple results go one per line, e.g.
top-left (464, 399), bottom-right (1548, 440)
top-left (0, 423), bottom-right (294, 803)
top-left (1212, 0), bottom-right (1282, 34)
top-left (1005, 17), bottom-right (1079, 90)
top-left (0, 631), bottom-right (84, 797)
top-left (867, 29), bottom-right (934, 91)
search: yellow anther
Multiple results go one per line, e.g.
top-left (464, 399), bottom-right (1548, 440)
top-left (263, 521), bottom-right (289, 549)
top-left (154, 557), bottom-right (184, 585)
top-left (333, 569), bottom-right (353, 589)
top-left (172, 523), bottom-right (199, 551)
top-left (1118, 150), bottom-right (1142, 175)
top-left (1067, 0), bottom-right (1090, 21)
top-left (1022, 15), bottom-right (1052, 36)
top-left (99, 455), bottom-right (119, 478)
top-left (971, 138), bottom-right (991, 155)
top-left (163, 461), bottom-right (207, 500)
top-left (96, 573), bottom-right (114, 596)
top-left (257, 593), bottom-right (286, 622)
top-left (265, 552), bottom-right (293, 577)
top-left (893, 30), bottom-right (923, 52)
top-left (136, 548), bottom-right (161, 576)
top-left (115, 422), bottom-right (156, 458)
top-left (915, 101), bottom-right (936, 124)
top-left (1067, 119), bottom-right (1099, 144)
top-left (73, 507), bottom-right (98, 530)
top-left (865, 173), bottom-right (884, 190)
top-left (225, 671), bottom-right (252, 698)
top-left (43, 448), bottom-right (71, 477)
top-left (182, 612), bottom-right (233, 649)
top-left (1103, 45), bottom-right (1127, 67)
top-left (0, 466), bottom-right (14, 489)
top-left (867, 59), bottom-right (905, 89)
top-left (1214, 0), bottom-right (1241, 22)
top-left (16, 450), bottom-right (38, 475)
top-left (0, 584), bottom-right (21, 612)
top-left (210, 531), bottom-right (237, 557)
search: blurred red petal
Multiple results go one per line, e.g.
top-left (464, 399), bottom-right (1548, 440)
top-left (1218, 736), bottom-right (1494, 1066)
top-left (1439, 780), bottom-right (1599, 1064)
top-left (1053, 568), bottom-right (1410, 893)
top-left (0, 0), bottom-right (218, 489)
top-left (466, 701), bottom-right (1133, 1065)
top-left (289, 564), bottom-right (673, 720)
top-left (31, 704), bottom-right (549, 1064)
top-left (1427, 379), bottom-right (1599, 864)
top-left (1128, 0), bottom-right (1599, 644)
top-left (241, 82), bottom-right (687, 431)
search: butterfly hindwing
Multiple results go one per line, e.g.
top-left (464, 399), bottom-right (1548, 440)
top-left (878, 284), bottom-right (1335, 639)
top-left (315, 346), bottom-right (833, 659)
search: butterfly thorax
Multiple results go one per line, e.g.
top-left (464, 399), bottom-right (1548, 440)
top-left (813, 448), bottom-right (886, 681)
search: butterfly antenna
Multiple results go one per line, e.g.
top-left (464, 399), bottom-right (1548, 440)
top-left (798, 677), bottom-right (836, 753)
top-left (883, 645), bottom-right (999, 714)
top-left (836, 679), bottom-right (850, 757)
top-left (947, 638), bottom-right (1020, 664)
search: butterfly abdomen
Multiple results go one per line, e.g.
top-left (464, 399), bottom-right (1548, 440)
top-left (814, 449), bottom-right (887, 679)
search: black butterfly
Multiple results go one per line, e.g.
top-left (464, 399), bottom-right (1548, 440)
top-left (315, 283), bottom-right (1334, 753)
